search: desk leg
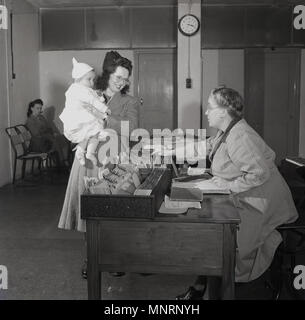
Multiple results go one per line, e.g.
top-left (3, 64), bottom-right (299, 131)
top-left (221, 224), bottom-right (237, 300)
top-left (87, 221), bottom-right (101, 300)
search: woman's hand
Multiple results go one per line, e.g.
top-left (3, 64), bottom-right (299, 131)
top-left (210, 176), bottom-right (230, 189)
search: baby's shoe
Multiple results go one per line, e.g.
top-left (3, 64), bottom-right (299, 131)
top-left (86, 152), bottom-right (98, 166)
top-left (75, 147), bottom-right (86, 166)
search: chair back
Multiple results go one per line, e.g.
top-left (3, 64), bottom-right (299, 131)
top-left (5, 126), bottom-right (26, 158)
top-left (15, 124), bottom-right (32, 155)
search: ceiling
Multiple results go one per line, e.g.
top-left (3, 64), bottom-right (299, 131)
top-left (25, 0), bottom-right (301, 8)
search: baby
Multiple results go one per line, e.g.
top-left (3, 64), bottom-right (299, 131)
top-left (59, 57), bottom-right (110, 166)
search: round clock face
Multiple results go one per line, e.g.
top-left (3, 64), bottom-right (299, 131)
top-left (178, 14), bottom-right (200, 36)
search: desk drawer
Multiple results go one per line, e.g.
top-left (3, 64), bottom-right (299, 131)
top-left (81, 168), bottom-right (171, 219)
top-left (98, 221), bottom-right (223, 275)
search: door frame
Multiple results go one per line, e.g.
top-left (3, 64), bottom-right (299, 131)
top-left (133, 48), bottom-right (178, 131)
top-left (244, 48), bottom-right (301, 157)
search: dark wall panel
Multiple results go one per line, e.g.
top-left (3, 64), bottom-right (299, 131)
top-left (245, 6), bottom-right (291, 46)
top-left (131, 7), bottom-right (177, 48)
top-left (86, 8), bottom-right (131, 48)
top-left (41, 9), bottom-right (85, 50)
top-left (202, 6), bottom-right (245, 48)
top-left (40, 5), bottom-right (303, 50)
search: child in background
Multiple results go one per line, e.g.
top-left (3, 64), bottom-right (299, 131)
top-left (59, 57), bottom-right (110, 166)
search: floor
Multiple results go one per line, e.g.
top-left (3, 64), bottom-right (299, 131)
top-left (0, 171), bottom-right (304, 300)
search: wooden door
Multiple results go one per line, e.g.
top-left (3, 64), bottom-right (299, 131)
top-left (135, 50), bottom-right (176, 135)
top-left (245, 48), bottom-right (300, 164)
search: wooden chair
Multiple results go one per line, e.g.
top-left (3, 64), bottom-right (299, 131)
top-left (268, 159), bottom-right (305, 299)
top-left (5, 125), bottom-right (56, 184)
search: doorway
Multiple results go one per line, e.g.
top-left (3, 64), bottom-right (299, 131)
top-left (134, 50), bottom-right (177, 135)
top-left (245, 48), bottom-right (300, 164)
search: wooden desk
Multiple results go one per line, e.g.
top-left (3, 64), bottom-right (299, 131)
top-left (82, 194), bottom-right (240, 300)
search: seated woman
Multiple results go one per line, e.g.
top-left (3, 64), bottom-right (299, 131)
top-left (176, 87), bottom-right (298, 299)
top-left (26, 99), bottom-right (70, 166)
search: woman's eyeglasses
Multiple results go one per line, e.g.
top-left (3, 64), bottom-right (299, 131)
top-left (112, 74), bottom-right (130, 86)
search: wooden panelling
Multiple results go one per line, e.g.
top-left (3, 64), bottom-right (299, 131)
top-left (99, 221), bottom-right (223, 275)
top-left (39, 4), bottom-right (302, 50)
top-left (245, 6), bottom-right (291, 46)
top-left (202, 6), bottom-right (245, 48)
top-left (293, 29), bottom-right (305, 45)
top-left (86, 8), bottom-right (131, 48)
top-left (40, 9), bottom-right (85, 49)
top-left (131, 7), bottom-right (177, 48)
top-left (28, 0), bottom-right (301, 8)
top-left (27, 0), bottom-right (177, 8)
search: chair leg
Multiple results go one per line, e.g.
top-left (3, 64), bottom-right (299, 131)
top-left (297, 196), bottom-right (305, 211)
top-left (13, 158), bottom-right (17, 184)
top-left (38, 159), bottom-right (42, 173)
top-left (274, 253), bottom-right (285, 300)
top-left (21, 160), bottom-right (26, 180)
top-left (31, 159), bottom-right (35, 175)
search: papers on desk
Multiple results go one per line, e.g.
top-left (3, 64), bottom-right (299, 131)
top-left (170, 186), bottom-right (203, 202)
top-left (158, 195), bottom-right (201, 214)
top-left (171, 178), bottom-right (230, 195)
top-left (187, 167), bottom-right (207, 175)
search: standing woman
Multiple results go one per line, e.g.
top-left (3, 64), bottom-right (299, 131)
top-left (58, 51), bottom-right (139, 232)
top-left (176, 87), bottom-right (298, 299)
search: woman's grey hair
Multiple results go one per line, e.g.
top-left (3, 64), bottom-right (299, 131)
top-left (210, 86), bottom-right (244, 120)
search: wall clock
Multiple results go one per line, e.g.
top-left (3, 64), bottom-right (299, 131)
top-left (178, 14), bottom-right (200, 36)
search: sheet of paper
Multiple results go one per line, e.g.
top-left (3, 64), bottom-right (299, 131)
top-left (158, 202), bottom-right (188, 214)
top-left (187, 167), bottom-right (206, 175)
top-left (164, 195), bottom-right (201, 209)
top-left (172, 179), bottom-right (230, 194)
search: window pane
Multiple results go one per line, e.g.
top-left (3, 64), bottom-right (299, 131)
top-left (293, 29), bottom-right (305, 45)
top-left (86, 8), bottom-right (130, 48)
top-left (41, 9), bottom-right (85, 50)
top-left (245, 6), bottom-right (291, 46)
top-left (202, 6), bottom-right (245, 48)
top-left (131, 7), bottom-right (177, 48)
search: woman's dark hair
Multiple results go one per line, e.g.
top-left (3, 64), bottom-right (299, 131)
top-left (95, 51), bottom-right (133, 94)
top-left (210, 87), bottom-right (244, 120)
top-left (27, 99), bottom-right (43, 117)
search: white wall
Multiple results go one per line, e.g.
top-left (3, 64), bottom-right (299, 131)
top-left (0, 0), bottom-right (40, 186)
top-left (218, 50), bottom-right (244, 97)
top-left (0, 0), bottom-right (11, 187)
top-left (177, 0), bottom-right (201, 130)
top-left (300, 49), bottom-right (305, 158)
top-left (39, 50), bottom-right (134, 132)
top-left (11, 11), bottom-right (40, 124)
top-left (202, 49), bottom-right (244, 136)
